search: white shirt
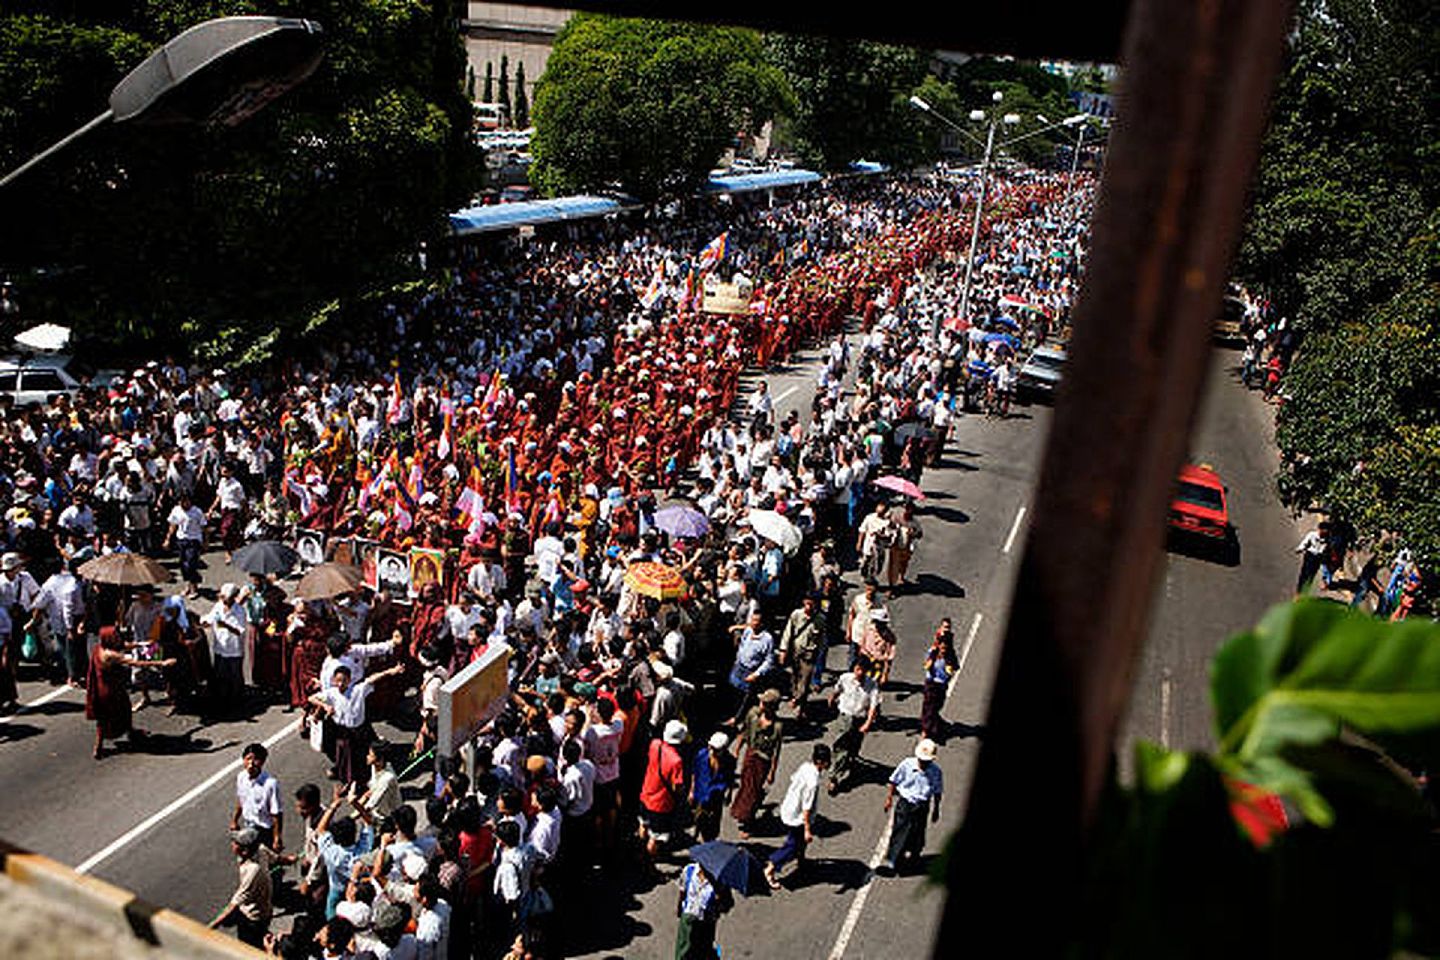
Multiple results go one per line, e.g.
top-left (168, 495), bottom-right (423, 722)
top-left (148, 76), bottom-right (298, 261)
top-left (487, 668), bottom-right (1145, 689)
top-left (364, 764), bottom-right (402, 817)
top-left (583, 720), bottom-right (622, 784)
top-left (319, 679), bottom-right (375, 729)
top-left (205, 600), bottom-right (248, 658)
top-left (33, 572), bottom-right (84, 633)
top-left (835, 671), bottom-right (881, 718)
top-left (533, 535), bottom-right (565, 586)
top-left (529, 809), bottom-right (562, 862)
top-left (168, 504), bottom-right (205, 541)
top-left (779, 761), bottom-right (821, 827)
top-left (415, 899), bottom-right (451, 960)
top-left (561, 758), bottom-right (596, 817)
top-left (236, 769), bottom-right (283, 829)
top-left (215, 476), bottom-right (247, 510)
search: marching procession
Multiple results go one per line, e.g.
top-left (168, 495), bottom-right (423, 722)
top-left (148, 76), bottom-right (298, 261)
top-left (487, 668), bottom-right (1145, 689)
top-left (0, 167), bottom-right (1093, 958)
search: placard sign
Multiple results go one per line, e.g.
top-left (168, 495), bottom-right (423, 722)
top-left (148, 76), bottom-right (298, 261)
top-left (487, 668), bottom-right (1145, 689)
top-left (438, 642), bottom-right (512, 755)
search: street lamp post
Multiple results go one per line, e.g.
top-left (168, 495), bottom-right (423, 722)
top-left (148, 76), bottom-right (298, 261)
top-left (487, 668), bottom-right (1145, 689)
top-left (912, 96), bottom-right (1090, 335)
top-left (0, 16), bottom-right (323, 188)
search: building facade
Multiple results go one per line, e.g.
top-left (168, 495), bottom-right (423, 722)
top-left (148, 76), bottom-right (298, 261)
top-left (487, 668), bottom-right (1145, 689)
top-left (463, 3), bottom-right (573, 125)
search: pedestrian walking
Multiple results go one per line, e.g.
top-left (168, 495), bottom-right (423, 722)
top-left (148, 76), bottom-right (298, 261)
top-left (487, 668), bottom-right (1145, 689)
top-left (858, 606), bottom-right (898, 685)
top-left (208, 827), bottom-right (275, 948)
top-left (827, 658), bottom-right (880, 794)
top-left (778, 593), bottom-right (825, 715)
top-left (887, 502), bottom-right (922, 588)
top-left (1295, 521), bottom-right (1331, 595)
top-left (764, 744), bottom-right (831, 889)
top-left (689, 731), bottom-right (734, 843)
top-left (857, 502), bottom-right (893, 585)
top-left (729, 690), bottom-right (783, 838)
top-left (674, 859), bottom-right (733, 960)
top-left (205, 583), bottom-right (249, 713)
top-left (307, 660), bottom-right (405, 789)
top-left (231, 742), bottom-right (284, 851)
top-left (921, 620), bottom-right (959, 740)
top-left (638, 719), bottom-right (689, 860)
top-left (878, 738), bottom-right (944, 876)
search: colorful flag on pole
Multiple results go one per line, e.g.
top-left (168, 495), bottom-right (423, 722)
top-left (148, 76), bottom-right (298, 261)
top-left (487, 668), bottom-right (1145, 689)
top-left (697, 231), bottom-right (729, 272)
top-left (639, 268), bottom-right (665, 310)
top-left (386, 372), bottom-right (405, 424)
top-left (436, 412), bottom-right (453, 461)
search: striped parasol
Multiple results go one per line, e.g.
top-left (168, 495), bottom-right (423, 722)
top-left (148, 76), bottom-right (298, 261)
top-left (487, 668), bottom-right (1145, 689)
top-left (623, 561), bottom-right (687, 601)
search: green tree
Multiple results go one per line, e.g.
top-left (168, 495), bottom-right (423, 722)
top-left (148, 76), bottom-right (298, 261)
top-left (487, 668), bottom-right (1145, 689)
top-left (483, 60), bottom-right (493, 101)
top-left (529, 14), bottom-right (791, 200)
top-left (0, 0), bottom-right (478, 364)
top-left (1236, 0), bottom-right (1440, 565)
top-left (466, 64), bottom-right (475, 99)
top-left (497, 53), bottom-right (510, 124)
top-left (763, 35), bottom-right (932, 171)
top-left (945, 57), bottom-right (1084, 166)
top-left (513, 60), bottom-right (528, 129)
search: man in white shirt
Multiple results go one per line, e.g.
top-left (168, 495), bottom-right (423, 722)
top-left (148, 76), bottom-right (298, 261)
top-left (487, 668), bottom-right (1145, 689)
top-left (205, 583), bottom-right (248, 711)
top-left (33, 560), bottom-right (86, 685)
top-left (531, 523), bottom-right (566, 595)
top-left (164, 492), bottom-right (206, 596)
top-left (764, 744), bottom-right (831, 889)
top-left (528, 785), bottom-right (563, 864)
top-left (231, 742), bottom-right (284, 850)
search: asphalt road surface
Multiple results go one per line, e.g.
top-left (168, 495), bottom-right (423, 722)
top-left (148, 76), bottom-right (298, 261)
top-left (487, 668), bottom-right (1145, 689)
top-left (0, 343), bottom-right (1295, 959)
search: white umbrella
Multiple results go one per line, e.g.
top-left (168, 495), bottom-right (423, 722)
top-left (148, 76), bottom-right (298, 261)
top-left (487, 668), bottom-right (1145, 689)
top-left (747, 509), bottom-right (803, 556)
top-left (14, 323), bottom-right (71, 353)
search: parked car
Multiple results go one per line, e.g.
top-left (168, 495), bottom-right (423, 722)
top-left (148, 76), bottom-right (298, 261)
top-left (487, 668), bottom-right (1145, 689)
top-left (1017, 344), bottom-right (1066, 400)
top-left (1214, 294), bottom-right (1246, 344)
top-left (0, 355), bottom-right (87, 406)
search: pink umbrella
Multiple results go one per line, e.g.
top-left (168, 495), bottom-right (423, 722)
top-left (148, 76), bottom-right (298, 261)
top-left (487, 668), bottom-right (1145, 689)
top-left (873, 475), bottom-right (926, 500)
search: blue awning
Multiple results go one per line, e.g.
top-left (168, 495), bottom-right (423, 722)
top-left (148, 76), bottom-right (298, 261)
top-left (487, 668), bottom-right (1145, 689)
top-left (848, 160), bottom-right (887, 175)
top-left (704, 169), bottom-right (822, 194)
top-left (448, 195), bottom-right (634, 235)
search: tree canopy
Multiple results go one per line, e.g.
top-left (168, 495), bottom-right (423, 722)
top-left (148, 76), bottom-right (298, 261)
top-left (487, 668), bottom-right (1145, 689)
top-left (0, 0), bottom-right (477, 365)
top-left (762, 35), bottom-right (933, 172)
top-left (529, 15), bottom-right (791, 201)
top-left (1237, 0), bottom-right (1440, 565)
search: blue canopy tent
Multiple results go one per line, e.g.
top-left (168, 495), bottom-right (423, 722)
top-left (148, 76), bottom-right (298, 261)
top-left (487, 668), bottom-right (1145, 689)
top-left (449, 195), bottom-right (638, 236)
top-left (704, 169), bottom-right (822, 195)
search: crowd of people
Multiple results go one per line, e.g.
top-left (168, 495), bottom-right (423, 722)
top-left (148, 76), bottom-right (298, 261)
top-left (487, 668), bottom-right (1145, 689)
top-left (0, 167), bottom-right (1093, 958)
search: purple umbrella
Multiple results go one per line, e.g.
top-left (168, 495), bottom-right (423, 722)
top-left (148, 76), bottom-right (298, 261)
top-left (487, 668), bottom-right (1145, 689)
top-left (653, 504), bottom-right (711, 539)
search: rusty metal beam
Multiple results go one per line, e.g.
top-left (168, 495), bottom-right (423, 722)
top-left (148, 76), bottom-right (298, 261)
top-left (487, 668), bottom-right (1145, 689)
top-left (933, 0), bottom-right (1294, 953)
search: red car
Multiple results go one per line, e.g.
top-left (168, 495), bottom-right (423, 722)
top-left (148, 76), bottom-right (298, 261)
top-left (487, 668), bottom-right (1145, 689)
top-left (1169, 463), bottom-right (1230, 539)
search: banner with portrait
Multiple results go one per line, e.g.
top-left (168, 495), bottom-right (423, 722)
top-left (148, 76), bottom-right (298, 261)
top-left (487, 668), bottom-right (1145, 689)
top-left (376, 548), bottom-right (411, 601)
top-left (294, 528), bottom-right (325, 569)
top-left (354, 538), bottom-right (382, 591)
top-left (409, 547), bottom-right (447, 599)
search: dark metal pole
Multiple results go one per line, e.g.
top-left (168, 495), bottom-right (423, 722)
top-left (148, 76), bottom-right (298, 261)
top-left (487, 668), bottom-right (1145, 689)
top-left (932, 0), bottom-right (1294, 955)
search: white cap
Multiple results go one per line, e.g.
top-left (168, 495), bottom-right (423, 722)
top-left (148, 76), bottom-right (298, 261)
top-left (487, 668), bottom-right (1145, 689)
top-left (915, 737), bottom-right (938, 761)
top-left (708, 731), bottom-right (730, 752)
top-left (663, 719), bottom-right (688, 745)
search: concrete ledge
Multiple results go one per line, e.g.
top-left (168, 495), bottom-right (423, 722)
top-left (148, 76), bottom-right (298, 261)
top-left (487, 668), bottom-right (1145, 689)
top-left (0, 839), bottom-right (263, 959)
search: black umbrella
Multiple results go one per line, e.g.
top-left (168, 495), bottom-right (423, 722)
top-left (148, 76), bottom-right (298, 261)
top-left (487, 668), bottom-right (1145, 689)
top-left (230, 540), bottom-right (300, 576)
top-left (688, 841), bottom-right (770, 896)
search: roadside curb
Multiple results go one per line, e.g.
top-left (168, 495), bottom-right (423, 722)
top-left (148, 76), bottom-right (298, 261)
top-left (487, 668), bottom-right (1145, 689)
top-left (0, 838), bottom-right (263, 959)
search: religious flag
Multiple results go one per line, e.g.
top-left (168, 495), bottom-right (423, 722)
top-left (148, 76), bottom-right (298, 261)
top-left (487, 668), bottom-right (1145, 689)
top-left (436, 412), bottom-right (453, 461)
top-left (285, 471), bottom-right (315, 519)
top-left (386, 372), bottom-right (404, 424)
top-left (793, 237), bottom-right (810, 261)
top-left (505, 445), bottom-right (519, 510)
top-left (769, 247), bottom-right (785, 270)
top-left (697, 231), bottom-right (729, 272)
top-left (393, 501), bottom-right (413, 533)
top-left (406, 458), bottom-right (425, 504)
top-left (482, 370), bottom-right (504, 410)
top-left (639, 268), bottom-right (665, 310)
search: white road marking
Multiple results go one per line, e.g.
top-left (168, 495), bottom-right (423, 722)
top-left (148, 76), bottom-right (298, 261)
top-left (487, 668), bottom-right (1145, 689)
top-left (75, 717), bottom-right (297, 875)
top-left (826, 812), bottom-right (894, 960)
top-left (772, 384), bottom-right (799, 406)
top-left (0, 685), bottom-right (74, 724)
top-left (947, 612), bottom-right (983, 703)
top-left (1160, 668), bottom-right (1173, 749)
top-left (1001, 505), bottom-right (1027, 555)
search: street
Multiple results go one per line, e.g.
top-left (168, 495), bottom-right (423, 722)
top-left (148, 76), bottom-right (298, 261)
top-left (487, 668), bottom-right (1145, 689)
top-left (0, 341), bottom-right (1299, 958)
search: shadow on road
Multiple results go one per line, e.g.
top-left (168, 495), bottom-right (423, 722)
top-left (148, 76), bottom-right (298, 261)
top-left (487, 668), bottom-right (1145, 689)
top-left (911, 573), bottom-right (967, 598)
top-left (0, 721), bottom-right (44, 742)
top-left (1166, 528), bottom-right (1241, 567)
top-left (918, 505), bottom-right (970, 525)
top-left (779, 855), bottom-right (870, 893)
